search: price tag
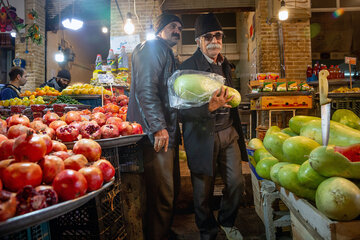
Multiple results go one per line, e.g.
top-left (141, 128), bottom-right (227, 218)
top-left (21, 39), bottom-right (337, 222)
top-left (98, 73), bottom-right (115, 84)
top-left (345, 57), bottom-right (357, 65)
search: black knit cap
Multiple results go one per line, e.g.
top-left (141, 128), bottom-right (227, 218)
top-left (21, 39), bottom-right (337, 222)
top-left (57, 69), bottom-right (71, 81)
top-left (155, 13), bottom-right (183, 35)
top-left (194, 13), bottom-right (222, 38)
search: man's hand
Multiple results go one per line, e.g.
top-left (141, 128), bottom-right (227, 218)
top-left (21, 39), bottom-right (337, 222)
top-left (208, 86), bottom-right (234, 112)
top-left (154, 129), bottom-right (169, 152)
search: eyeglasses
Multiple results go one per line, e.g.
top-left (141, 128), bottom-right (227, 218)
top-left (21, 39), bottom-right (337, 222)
top-left (202, 32), bottom-right (224, 41)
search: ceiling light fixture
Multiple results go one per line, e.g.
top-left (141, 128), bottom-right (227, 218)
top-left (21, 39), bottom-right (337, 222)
top-left (62, 0), bottom-right (84, 30)
top-left (62, 18), bottom-right (83, 31)
top-left (278, 0), bottom-right (289, 21)
top-left (124, 12), bottom-right (135, 34)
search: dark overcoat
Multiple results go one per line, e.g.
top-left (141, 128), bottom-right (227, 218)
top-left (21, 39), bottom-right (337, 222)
top-left (179, 48), bottom-right (248, 176)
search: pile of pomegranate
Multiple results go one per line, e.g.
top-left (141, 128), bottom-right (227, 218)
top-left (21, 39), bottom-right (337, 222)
top-left (0, 127), bottom-right (115, 221)
top-left (10, 103), bottom-right (142, 143)
top-left (0, 117), bottom-right (116, 222)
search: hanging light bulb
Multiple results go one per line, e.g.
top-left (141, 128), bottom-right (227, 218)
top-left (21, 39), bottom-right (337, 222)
top-left (102, 26), bottom-right (108, 33)
top-left (124, 12), bottom-right (135, 34)
top-left (146, 24), bottom-right (155, 40)
top-left (55, 47), bottom-right (65, 62)
top-left (10, 30), bottom-right (16, 38)
top-left (278, 0), bottom-right (289, 21)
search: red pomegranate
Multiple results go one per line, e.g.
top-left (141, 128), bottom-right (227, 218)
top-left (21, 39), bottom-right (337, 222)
top-left (80, 122), bottom-right (101, 140)
top-left (0, 119), bottom-right (7, 135)
top-left (40, 134), bottom-right (53, 154)
top-left (33, 117), bottom-right (44, 122)
top-left (0, 134), bottom-right (7, 143)
top-left (64, 111), bottom-right (82, 124)
top-left (38, 127), bottom-right (56, 140)
top-left (64, 154), bottom-right (88, 171)
top-left (0, 140), bottom-right (14, 160)
top-left (131, 122), bottom-right (143, 134)
top-left (73, 139), bottom-right (101, 162)
top-left (35, 185), bottom-right (58, 207)
top-left (79, 166), bottom-right (104, 192)
top-left (100, 124), bottom-right (120, 139)
top-left (43, 111), bottom-right (60, 125)
top-left (93, 159), bottom-right (115, 182)
top-left (0, 159), bottom-right (15, 179)
top-left (92, 107), bottom-right (105, 113)
top-left (52, 169), bottom-right (87, 201)
top-left (119, 98), bottom-right (129, 107)
top-left (50, 151), bottom-right (71, 160)
top-left (51, 140), bottom-right (67, 152)
top-left (104, 103), bottom-right (120, 113)
top-left (56, 125), bottom-right (79, 142)
top-left (69, 121), bottom-right (84, 131)
top-left (7, 114), bottom-right (30, 127)
top-left (91, 112), bottom-right (107, 126)
top-left (13, 132), bottom-right (47, 162)
top-left (7, 125), bottom-right (34, 139)
top-left (106, 117), bottom-right (123, 129)
top-left (29, 121), bottom-right (47, 131)
top-left (118, 121), bottom-right (133, 136)
top-left (16, 185), bottom-right (46, 215)
top-left (39, 155), bottom-right (65, 184)
top-left (0, 190), bottom-right (16, 221)
top-left (2, 162), bottom-right (43, 192)
top-left (49, 120), bottom-right (67, 131)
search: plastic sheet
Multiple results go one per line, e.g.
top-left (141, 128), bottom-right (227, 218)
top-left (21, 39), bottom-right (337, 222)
top-left (168, 70), bottom-right (225, 109)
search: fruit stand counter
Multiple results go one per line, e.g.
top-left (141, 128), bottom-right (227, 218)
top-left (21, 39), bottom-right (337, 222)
top-left (246, 91), bottom-right (314, 138)
top-left (278, 187), bottom-right (360, 240)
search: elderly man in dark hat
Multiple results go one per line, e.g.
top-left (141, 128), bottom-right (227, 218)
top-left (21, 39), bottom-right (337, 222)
top-left (127, 13), bottom-right (183, 240)
top-left (179, 13), bottom-right (247, 240)
top-left (41, 69), bottom-right (71, 92)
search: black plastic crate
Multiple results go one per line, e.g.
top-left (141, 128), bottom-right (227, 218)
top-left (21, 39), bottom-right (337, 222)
top-left (50, 182), bottom-right (126, 240)
top-left (117, 144), bottom-right (143, 173)
top-left (331, 99), bottom-right (360, 117)
top-left (0, 222), bottom-right (50, 240)
top-left (101, 147), bottom-right (121, 181)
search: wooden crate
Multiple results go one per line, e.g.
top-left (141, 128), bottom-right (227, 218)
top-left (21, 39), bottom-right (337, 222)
top-left (251, 170), bottom-right (264, 223)
top-left (279, 187), bottom-right (360, 240)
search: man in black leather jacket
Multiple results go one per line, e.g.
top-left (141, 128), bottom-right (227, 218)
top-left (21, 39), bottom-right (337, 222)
top-left (179, 13), bottom-right (247, 240)
top-left (127, 13), bottom-right (183, 240)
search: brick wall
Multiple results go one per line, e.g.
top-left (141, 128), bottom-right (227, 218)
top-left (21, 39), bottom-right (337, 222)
top-left (255, 0), bottom-right (311, 80)
top-left (110, 0), bottom-right (161, 42)
top-left (15, 0), bottom-right (46, 91)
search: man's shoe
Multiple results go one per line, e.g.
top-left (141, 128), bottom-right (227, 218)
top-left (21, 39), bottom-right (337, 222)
top-left (220, 225), bottom-right (243, 240)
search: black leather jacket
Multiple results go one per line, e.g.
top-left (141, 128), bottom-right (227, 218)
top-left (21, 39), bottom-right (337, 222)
top-left (127, 37), bottom-right (180, 147)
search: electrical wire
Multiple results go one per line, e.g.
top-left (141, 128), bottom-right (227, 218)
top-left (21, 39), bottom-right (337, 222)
top-left (114, 0), bottom-right (124, 23)
top-left (159, 0), bottom-right (166, 9)
top-left (134, 0), bottom-right (144, 32)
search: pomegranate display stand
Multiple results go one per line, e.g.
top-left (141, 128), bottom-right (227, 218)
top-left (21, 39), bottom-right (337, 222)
top-left (0, 181), bottom-right (114, 236)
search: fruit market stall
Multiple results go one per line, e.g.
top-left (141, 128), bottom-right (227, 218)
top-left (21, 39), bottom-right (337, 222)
top-left (0, 90), bottom-right (146, 239)
top-left (247, 111), bottom-right (360, 239)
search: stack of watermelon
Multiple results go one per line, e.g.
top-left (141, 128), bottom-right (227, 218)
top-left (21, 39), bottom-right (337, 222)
top-left (248, 109), bottom-right (360, 221)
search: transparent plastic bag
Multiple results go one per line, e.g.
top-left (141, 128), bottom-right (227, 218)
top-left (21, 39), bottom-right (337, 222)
top-left (168, 70), bottom-right (225, 109)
